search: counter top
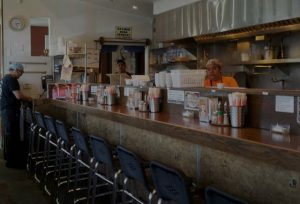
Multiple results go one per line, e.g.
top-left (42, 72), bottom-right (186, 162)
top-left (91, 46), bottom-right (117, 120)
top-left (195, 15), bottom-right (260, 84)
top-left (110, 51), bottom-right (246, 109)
top-left (50, 99), bottom-right (300, 171)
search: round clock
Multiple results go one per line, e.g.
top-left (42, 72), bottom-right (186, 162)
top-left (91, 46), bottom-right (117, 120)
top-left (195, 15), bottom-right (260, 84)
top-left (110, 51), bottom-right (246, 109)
top-left (9, 17), bottom-right (26, 31)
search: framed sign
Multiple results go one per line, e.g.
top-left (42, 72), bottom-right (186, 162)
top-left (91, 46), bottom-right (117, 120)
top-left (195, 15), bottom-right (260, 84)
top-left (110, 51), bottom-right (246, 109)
top-left (167, 89), bottom-right (184, 104)
top-left (184, 91), bottom-right (200, 111)
top-left (115, 26), bottom-right (132, 39)
top-left (199, 97), bottom-right (209, 122)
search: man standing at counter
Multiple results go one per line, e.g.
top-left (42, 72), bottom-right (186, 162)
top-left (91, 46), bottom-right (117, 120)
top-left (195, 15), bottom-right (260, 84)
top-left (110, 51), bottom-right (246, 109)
top-left (204, 59), bottom-right (239, 87)
top-left (116, 59), bottom-right (132, 77)
top-left (1, 63), bottom-right (32, 169)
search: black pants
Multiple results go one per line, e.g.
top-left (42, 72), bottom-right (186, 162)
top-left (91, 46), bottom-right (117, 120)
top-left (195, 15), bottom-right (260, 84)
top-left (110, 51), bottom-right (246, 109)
top-left (2, 109), bottom-right (26, 166)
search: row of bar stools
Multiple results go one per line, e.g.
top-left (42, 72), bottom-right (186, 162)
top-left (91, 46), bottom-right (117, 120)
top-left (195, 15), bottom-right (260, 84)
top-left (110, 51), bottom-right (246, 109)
top-left (26, 111), bottom-right (248, 204)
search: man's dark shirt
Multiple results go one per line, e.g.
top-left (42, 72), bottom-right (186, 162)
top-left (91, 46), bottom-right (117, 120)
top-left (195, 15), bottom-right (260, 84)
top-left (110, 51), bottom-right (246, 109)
top-left (1, 74), bottom-right (21, 110)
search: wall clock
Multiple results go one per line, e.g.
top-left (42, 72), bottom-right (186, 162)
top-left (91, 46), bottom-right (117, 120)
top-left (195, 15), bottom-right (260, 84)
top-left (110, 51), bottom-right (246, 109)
top-left (9, 17), bottom-right (26, 31)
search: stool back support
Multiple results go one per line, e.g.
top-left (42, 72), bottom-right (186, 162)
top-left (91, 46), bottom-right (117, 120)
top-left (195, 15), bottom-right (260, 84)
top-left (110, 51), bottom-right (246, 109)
top-left (26, 108), bottom-right (34, 124)
top-left (90, 135), bottom-right (113, 168)
top-left (116, 145), bottom-right (147, 186)
top-left (44, 115), bottom-right (57, 135)
top-left (35, 111), bottom-right (46, 129)
top-left (150, 161), bottom-right (190, 204)
top-left (72, 127), bottom-right (89, 154)
top-left (55, 120), bottom-right (69, 143)
top-left (205, 186), bottom-right (248, 204)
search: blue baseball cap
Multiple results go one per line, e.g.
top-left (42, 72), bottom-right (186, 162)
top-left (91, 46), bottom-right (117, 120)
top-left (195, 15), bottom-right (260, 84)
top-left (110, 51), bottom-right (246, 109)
top-left (9, 63), bottom-right (24, 71)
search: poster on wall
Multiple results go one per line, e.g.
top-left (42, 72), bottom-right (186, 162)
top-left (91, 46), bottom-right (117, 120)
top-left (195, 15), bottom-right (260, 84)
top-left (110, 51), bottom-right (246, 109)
top-left (115, 26), bottom-right (132, 39)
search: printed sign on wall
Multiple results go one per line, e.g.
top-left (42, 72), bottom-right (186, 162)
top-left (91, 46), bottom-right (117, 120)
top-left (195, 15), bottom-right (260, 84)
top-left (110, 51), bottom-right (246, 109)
top-left (115, 26), bottom-right (132, 39)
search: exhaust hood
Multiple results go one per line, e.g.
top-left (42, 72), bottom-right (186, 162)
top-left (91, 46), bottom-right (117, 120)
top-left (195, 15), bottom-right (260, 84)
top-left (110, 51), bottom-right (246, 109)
top-left (154, 0), bottom-right (300, 42)
top-left (194, 17), bottom-right (300, 43)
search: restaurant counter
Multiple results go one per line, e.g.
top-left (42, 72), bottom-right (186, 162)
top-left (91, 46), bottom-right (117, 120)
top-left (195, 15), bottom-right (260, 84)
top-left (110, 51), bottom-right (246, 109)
top-left (38, 98), bottom-right (300, 204)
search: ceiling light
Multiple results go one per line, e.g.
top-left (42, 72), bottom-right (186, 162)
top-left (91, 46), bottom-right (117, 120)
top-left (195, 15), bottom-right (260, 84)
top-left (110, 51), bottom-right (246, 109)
top-left (132, 5), bottom-right (138, 10)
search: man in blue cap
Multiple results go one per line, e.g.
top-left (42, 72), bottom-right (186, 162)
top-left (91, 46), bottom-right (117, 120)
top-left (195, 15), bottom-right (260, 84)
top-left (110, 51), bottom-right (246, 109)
top-left (1, 63), bottom-right (32, 169)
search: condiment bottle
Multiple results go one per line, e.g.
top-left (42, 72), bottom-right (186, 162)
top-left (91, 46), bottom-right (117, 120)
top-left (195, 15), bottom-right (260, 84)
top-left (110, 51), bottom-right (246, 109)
top-left (211, 111), bottom-right (218, 124)
top-left (223, 101), bottom-right (229, 125)
top-left (217, 101), bottom-right (223, 125)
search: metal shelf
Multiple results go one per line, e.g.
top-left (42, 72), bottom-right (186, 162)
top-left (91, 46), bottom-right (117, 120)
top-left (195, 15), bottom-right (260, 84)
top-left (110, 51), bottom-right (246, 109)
top-left (231, 58), bottom-right (300, 65)
top-left (150, 60), bottom-right (197, 67)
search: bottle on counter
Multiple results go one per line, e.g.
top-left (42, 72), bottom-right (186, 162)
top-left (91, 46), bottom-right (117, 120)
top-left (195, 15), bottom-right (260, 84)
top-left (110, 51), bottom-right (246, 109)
top-left (223, 101), bottom-right (229, 125)
top-left (211, 111), bottom-right (218, 124)
top-left (217, 101), bottom-right (223, 125)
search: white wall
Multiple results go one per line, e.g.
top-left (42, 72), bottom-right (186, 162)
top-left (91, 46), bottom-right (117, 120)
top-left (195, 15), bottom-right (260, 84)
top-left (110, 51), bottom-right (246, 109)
top-left (153, 0), bottom-right (200, 15)
top-left (3, 0), bottom-right (152, 98)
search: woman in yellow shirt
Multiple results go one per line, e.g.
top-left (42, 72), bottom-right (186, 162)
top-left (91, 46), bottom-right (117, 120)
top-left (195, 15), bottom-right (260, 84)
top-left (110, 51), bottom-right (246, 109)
top-left (204, 59), bottom-right (239, 87)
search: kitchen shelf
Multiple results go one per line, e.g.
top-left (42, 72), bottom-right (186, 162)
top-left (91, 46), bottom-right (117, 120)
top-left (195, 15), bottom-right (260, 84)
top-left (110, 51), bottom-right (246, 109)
top-left (68, 53), bottom-right (85, 58)
top-left (171, 87), bottom-right (300, 96)
top-left (150, 59), bottom-right (197, 67)
top-left (231, 58), bottom-right (300, 66)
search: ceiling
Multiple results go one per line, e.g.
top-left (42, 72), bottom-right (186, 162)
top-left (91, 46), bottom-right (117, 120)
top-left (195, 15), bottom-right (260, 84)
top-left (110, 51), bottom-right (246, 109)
top-left (79, 0), bottom-right (156, 18)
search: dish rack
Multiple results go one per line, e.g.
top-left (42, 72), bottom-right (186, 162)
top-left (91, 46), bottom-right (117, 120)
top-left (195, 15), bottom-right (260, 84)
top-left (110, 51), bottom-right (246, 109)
top-left (171, 69), bottom-right (206, 87)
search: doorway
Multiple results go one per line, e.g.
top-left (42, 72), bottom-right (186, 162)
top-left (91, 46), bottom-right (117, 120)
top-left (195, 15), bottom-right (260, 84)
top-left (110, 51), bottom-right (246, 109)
top-left (97, 38), bottom-right (149, 84)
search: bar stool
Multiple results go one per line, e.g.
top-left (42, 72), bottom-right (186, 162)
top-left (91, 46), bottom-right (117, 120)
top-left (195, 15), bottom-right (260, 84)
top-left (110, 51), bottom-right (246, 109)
top-left (116, 145), bottom-right (154, 204)
top-left (26, 108), bottom-right (37, 173)
top-left (205, 186), bottom-right (248, 204)
top-left (43, 115), bottom-right (59, 196)
top-left (89, 135), bottom-right (120, 204)
top-left (70, 127), bottom-right (92, 203)
top-left (150, 161), bottom-right (190, 204)
top-left (55, 120), bottom-right (76, 204)
top-left (33, 111), bottom-right (48, 183)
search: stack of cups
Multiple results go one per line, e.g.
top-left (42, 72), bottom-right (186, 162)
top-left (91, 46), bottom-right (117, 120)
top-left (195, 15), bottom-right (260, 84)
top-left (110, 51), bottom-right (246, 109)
top-left (165, 73), bottom-right (172, 88)
top-left (149, 98), bottom-right (160, 113)
top-left (155, 73), bottom-right (160, 87)
top-left (148, 87), bottom-right (161, 113)
top-left (81, 84), bottom-right (90, 101)
top-left (105, 85), bottom-right (117, 106)
top-left (228, 92), bottom-right (247, 128)
top-left (159, 71), bottom-right (166, 88)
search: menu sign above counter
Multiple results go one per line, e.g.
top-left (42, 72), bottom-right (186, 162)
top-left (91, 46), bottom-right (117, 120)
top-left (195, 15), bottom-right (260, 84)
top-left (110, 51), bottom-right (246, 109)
top-left (115, 26), bottom-right (132, 39)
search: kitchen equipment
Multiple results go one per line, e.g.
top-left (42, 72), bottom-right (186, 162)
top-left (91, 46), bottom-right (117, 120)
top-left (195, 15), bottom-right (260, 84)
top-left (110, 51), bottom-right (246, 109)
top-left (264, 46), bottom-right (274, 60)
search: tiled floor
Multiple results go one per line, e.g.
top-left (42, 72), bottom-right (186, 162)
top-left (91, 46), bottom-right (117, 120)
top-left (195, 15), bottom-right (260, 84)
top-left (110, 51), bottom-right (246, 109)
top-left (0, 150), bottom-right (50, 204)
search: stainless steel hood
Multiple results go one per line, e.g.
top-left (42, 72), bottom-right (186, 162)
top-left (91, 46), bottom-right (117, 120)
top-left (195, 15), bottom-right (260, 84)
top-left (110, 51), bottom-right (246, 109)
top-left (154, 0), bottom-right (300, 42)
top-left (194, 17), bottom-right (300, 43)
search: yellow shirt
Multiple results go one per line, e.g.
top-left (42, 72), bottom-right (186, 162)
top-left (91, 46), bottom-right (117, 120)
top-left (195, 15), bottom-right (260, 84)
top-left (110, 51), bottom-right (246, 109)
top-left (204, 76), bottom-right (239, 87)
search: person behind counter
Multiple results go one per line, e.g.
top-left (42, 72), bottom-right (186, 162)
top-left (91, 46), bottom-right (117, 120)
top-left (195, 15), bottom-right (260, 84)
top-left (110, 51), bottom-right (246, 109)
top-left (204, 59), bottom-right (239, 87)
top-left (116, 59), bottom-right (132, 77)
top-left (1, 63), bottom-right (32, 169)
